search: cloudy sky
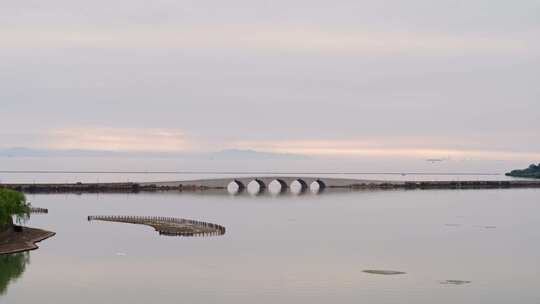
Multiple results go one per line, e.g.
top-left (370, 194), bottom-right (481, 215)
top-left (1, 0), bottom-right (539, 160)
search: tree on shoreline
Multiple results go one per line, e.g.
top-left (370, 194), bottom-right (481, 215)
top-left (0, 189), bottom-right (30, 226)
top-left (506, 163), bottom-right (540, 179)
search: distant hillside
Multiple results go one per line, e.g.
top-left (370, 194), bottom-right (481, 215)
top-left (506, 164), bottom-right (540, 179)
top-left (0, 147), bottom-right (128, 158)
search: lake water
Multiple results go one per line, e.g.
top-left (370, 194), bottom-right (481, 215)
top-left (2, 187), bottom-right (540, 303)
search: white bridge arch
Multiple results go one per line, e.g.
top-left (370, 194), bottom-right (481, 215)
top-left (226, 177), bottom-right (326, 195)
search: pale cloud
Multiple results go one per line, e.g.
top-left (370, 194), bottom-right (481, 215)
top-left (46, 127), bottom-right (190, 152)
top-left (1, 26), bottom-right (536, 54)
top-left (2, 128), bottom-right (539, 161)
top-left (1, 1), bottom-right (539, 159)
top-left (234, 139), bottom-right (540, 161)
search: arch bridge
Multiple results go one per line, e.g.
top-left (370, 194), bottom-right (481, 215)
top-left (226, 177), bottom-right (325, 195)
top-left (146, 176), bottom-right (370, 195)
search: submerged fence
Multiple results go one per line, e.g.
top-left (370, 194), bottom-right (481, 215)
top-left (88, 215), bottom-right (226, 237)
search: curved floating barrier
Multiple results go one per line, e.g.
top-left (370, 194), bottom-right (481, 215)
top-left (87, 215), bottom-right (226, 237)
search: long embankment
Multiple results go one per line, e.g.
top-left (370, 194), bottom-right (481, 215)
top-left (2, 177), bottom-right (540, 194)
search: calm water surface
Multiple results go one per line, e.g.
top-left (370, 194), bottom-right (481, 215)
top-left (2, 188), bottom-right (539, 303)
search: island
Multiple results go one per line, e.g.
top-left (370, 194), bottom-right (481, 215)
top-left (506, 163), bottom-right (540, 179)
top-left (0, 188), bottom-right (55, 255)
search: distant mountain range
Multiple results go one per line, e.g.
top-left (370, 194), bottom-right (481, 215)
top-left (0, 147), bottom-right (307, 160)
top-left (0, 147), bottom-right (125, 157)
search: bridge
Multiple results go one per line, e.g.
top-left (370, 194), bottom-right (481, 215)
top-left (2, 177), bottom-right (540, 194)
top-left (140, 176), bottom-right (384, 195)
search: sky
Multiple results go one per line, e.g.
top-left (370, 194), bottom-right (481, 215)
top-left (1, 0), bottom-right (539, 161)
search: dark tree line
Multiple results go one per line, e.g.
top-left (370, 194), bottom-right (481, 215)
top-left (506, 163), bottom-right (540, 179)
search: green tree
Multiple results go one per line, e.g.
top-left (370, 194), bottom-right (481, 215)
top-left (0, 252), bottom-right (30, 295)
top-left (0, 189), bottom-right (30, 225)
top-left (506, 163), bottom-right (540, 179)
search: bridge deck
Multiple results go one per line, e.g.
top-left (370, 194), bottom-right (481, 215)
top-left (2, 177), bottom-right (540, 193)
top-left (142, 176), bottom-right (390, 188)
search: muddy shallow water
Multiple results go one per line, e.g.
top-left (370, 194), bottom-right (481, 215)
top-left (2, 188), bottom-right (539, 304)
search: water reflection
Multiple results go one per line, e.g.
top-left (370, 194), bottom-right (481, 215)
top-left (0, 252), bottom-right (30, 295)
top-left (309, 180), bottom-right (326, 194)
top-left (290, 179), bottom-right (307, 195)
top-left (227, 180), bottom-right (244, 195)
top-left (268, 179), bottom-right (287, 195)
top-left (247, 179), bottom-right (265, 196)
top-left (4, 190), bottom-right (540, 304)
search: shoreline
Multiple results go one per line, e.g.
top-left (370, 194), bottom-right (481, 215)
top-left (2, 177), bottom-right (540, 194)
top-left (0, 226), bottom-right (56, 255)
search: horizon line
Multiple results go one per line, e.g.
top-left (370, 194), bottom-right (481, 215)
top-left (0, 170), bottom-right (501, 175)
